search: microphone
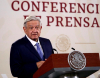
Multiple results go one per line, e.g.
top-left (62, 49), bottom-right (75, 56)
top-left (53, 48), bottom-right (58, 54)
top-left (71, 47), bottom-right (75, 50)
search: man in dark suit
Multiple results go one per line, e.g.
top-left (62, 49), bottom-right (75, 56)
top-left (10, 16), bottom-right (54, 78)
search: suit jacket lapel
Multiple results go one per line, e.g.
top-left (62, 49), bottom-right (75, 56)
top-left (23, 36), bottom-right (41, 60)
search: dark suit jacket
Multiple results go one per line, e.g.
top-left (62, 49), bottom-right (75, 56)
top-left (10, 36), bottom-right (54, 78)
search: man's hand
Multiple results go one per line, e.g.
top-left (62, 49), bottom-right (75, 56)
top-left (36, 61), bottom-right (45, 68)
top-left (36, 59), bottom-right (47, 68)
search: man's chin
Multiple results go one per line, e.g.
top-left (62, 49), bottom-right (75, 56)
top-left (31, 38), bottom-right (38, 42)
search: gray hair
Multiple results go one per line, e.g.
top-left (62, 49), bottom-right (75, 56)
top-left (24, 16), bottom-right (41, 27)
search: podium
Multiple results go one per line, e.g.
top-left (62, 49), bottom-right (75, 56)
top-left (33, 53), bottom-right (100, 78)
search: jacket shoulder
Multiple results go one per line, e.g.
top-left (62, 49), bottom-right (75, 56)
top-left (39, 37), bottom-right (51, 43)
top-left (39, 37), bottom-right (50, 41)
top-left (12, 36), bottom-right (26, 46)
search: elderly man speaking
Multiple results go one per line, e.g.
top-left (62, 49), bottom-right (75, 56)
top-left (10, 16), bottom-right (54, 78)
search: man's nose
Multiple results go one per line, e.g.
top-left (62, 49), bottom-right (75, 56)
top-left (32, 28), bottom-right (37, 32)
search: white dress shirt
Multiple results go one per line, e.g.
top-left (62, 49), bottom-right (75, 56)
top-left (26, 35), bottom-right (44, 55)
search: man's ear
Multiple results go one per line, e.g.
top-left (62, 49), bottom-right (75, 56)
top-left (23, 26), bottom-right (26, 33)
top-left (40, 26), bottom-right (42, 29)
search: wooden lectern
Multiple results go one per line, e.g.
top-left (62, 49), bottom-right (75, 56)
top-left (33, 53), bottom-right (100, 78)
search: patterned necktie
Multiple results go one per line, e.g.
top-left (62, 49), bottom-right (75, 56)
top-left (35, 43), bottom-right (43, 60)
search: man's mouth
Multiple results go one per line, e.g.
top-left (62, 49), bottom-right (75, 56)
top-left (32, 33), bottom-right (38, 35)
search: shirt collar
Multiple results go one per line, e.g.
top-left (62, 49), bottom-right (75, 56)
top-left (26, 35), bottom-right (40, 46)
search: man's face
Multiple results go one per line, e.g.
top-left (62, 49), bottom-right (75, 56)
top-left (23, 20), bottom-right (42, 42)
